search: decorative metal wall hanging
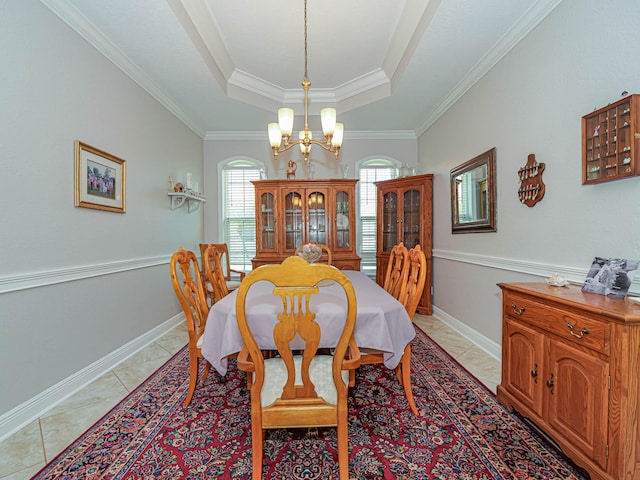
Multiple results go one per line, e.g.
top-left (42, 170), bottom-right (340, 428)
top-left (517, 153), bottom-right (545, 207)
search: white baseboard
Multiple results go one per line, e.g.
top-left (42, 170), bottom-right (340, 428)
top-left (0, 313), bottom-right (184, 442)
top-left (431, 306), bottom-right (502, 361)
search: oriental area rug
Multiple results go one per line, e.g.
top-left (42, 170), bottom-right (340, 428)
top-left (33, 327), bottom-right (587, 479)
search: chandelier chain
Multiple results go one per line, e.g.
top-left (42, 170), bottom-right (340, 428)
top-left (303, 0), bottom-right (308, 82)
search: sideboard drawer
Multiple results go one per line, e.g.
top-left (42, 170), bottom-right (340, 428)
top-left (504, 291), bottom-right (610, 355)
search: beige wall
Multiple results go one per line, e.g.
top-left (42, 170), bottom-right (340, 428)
top-left (0, 1), bottom-right (203, 425)
top-left (419, 0), bottom-right (640, 347)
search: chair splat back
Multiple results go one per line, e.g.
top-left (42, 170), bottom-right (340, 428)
top-left (200, 243), bottom-right (245, 289)
top-left (272, 285), bottom-right (322, 399)
top-left (398, 245), bottom-right (427, 321)
top-left (383, 242), bottom-right (409, 300)
top-left (170, 248), bottom-right (208, 337)
top-left (202, 244), bottom-right (230, 304)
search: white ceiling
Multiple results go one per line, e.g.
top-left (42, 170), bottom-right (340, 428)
top-left (41, 0), bottom-right (563, 137)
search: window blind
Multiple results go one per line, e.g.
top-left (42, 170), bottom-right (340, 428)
top-left (222, 163), bottom-right (260, 271)
top-left (358, 162), bottom-right (396, 275)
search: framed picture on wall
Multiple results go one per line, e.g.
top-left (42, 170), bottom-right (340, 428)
top-left (75, 141), bottom-right (126, 213)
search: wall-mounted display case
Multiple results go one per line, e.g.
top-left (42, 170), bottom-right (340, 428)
top-left (583, 94), bottom-right (640, 184)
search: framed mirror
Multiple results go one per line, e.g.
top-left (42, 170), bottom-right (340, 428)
top-left (451, 148), bottom-right (496, 233)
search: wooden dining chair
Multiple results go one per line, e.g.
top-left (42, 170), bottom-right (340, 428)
top-left (348, 243), bottom-right (423, 416)
top-left (382, 242), bottom-right (410, 300)
top-left (170, 248), bottom-right (211, 407)
top-left (235, 256), bottom-right (360, 480)
top-left (202, 244), bottom-right (231, 305)
top-left (199, 243), bottom-right (245, 292)
top-left (295, 242), bottom-right (333, 265)
top-left (393, 244), bottom-right (427, 416)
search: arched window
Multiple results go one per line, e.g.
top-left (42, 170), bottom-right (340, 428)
top-left (221, 159), bottom-right (262, 271)
top-left (358, 159), bottom-right (398, 276)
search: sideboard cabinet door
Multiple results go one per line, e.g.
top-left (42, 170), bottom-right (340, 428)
top-left (497, 282), bottom-right (640, 480)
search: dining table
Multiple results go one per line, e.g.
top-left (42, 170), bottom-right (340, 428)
top-left (200, 269), bottom-right (416, 376)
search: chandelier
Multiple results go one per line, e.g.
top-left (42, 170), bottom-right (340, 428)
top-left (267, 0), bottom-right (344, 174)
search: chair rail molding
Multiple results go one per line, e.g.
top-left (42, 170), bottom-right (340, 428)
top-left (0, 255), bottom-right (171, 294)
top-left (433, 249), bottom-right (640, 294)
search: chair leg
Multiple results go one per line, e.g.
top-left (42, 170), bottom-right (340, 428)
top-left (184, 352), bottom-right (199, 407)
top-left (252, 425), bottom-right (264, 480)
top-left (201, 359), bottom-right (211, 382)
top-left (336, 411), bottom-right (349, 480)
top-left (399, 344), bottom-right (420, 416)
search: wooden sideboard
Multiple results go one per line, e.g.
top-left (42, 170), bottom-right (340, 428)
top-left (497, 282), bottom-right (640, 480)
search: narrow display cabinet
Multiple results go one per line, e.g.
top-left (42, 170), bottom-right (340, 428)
top-left (252, 179), bottom-right (360, 270)
top-left (375, 174), bottom-right (433, 314)
top-left (583, 94), bottom-right (640, 184)
top-left (497, 282), bottom-right (640, 480)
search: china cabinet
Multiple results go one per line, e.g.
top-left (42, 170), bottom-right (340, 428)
top-left (582, 94), bottom-right (640, 184)
top-left (497, 282), bottom-right (640, 480)
top-left (375, 174), bottom-right (433, 314)
top-left (251, 179), bottom-right (360, 270)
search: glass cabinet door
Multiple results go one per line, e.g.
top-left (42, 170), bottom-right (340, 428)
top-left (307, 190), bottom-right (327, 245)
top-left (260, 192), bottom-right (276, 251)
top-left (382, 191), bottom-right (398, 252)
top-left (403, 189), bottom-right (421, 248)
top-left (335, 190), bottom-right (350, 249)
top-left (285, 192), bottom-right (303, 250)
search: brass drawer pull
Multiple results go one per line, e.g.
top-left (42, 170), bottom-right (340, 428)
top-left (567, 322), bottom-right (590, 339)
top-left (531, 363), bottom-right (538, 384)
top-left (511, 303), bottom-right (526, 315)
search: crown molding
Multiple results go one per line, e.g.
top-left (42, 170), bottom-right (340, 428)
top-left (416, 0), bottom-right (564, 136)
top-left (227, 68), bottom-right (394, 116)
top-left (39, 0), bottom-right (206, 138)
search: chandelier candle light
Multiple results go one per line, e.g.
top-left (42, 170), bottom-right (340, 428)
top-left (267, 0), bottom-right (344, 176)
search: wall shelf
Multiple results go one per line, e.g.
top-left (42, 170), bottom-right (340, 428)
top-left (168, 191), bottom-right (206, 213)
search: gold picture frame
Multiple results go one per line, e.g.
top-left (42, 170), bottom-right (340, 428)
top-left (75, 141), bottom-right (126, 213)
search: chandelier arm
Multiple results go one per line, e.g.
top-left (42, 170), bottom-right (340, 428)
top-left (308, 139), bottom-right (335, 152)
top-left (276, 138), bottom-right (336, 155)
top-left (275, 141), bottom-right (302, 155)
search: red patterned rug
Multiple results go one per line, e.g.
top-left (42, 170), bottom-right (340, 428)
top-left (33, 327), bottom-right (586, 479)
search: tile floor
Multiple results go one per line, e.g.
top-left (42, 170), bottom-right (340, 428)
top-left (0, 315), bottom-right (501, 479)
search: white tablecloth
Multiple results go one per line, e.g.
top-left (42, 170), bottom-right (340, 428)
top-left (201, 270), bottom-right (415, 375)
